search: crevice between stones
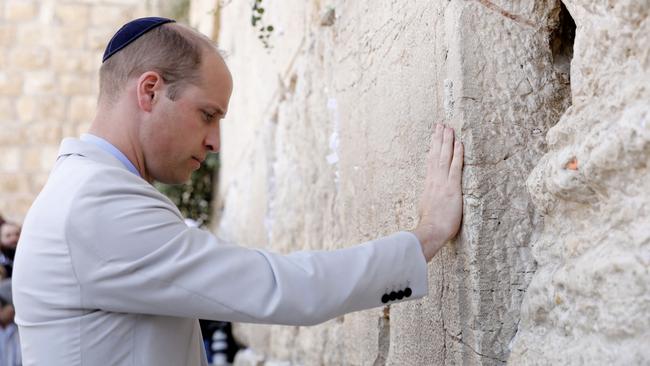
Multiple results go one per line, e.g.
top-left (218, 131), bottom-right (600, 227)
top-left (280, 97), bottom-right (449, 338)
top-left (372, 306), bottom-right (391, 366)
top-left (446, 331), bottom-right (506, 364)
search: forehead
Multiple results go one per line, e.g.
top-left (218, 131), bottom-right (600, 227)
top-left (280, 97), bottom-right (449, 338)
top-left (187, 51), bottom-right (233, 109)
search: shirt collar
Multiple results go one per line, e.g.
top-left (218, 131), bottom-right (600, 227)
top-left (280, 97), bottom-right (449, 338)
top-left (80, 133), bottom-right (141, 177)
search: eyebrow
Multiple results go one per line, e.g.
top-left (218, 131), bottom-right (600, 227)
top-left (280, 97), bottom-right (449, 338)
top-left (204, 103), bottom-right (226, 117)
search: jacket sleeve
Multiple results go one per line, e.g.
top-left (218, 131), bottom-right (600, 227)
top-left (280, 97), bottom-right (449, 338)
top-left (66, 170), bottom-right (428, 326)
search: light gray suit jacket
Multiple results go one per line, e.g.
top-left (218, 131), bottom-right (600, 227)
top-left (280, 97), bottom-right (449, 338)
top-left (13, 138), bottom-right (428, 366)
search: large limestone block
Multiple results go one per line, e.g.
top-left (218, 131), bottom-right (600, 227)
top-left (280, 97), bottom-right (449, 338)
top-left (386, 1), bottom-right (571, 364)
top-left (54, 3), bottom-right (91, 30)
top-left (9, 47), bottom-right (50, 70)
top-left (0, 147), bottom-right (22, 173)
top-left (509, 1), bottom-right (650, 365)
top-left (0, 72), bottom-right (23, 96)
top-left (0, 98), bottom-right (15, 121)
top-left (4, 1), bottom-right (38, 22)
top-left (0, 25), bottom-right (16, 46)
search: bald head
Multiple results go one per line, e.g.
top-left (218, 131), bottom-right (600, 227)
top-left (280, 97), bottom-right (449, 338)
top-left (99, 22), bottom-right (220, 106)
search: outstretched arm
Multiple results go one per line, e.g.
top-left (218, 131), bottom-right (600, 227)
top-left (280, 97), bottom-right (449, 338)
top-left (412, 124), bottom-right (464, 262)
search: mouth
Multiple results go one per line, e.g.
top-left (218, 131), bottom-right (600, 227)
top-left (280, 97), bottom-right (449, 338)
top-left (191, 156), bottom-right (203, 169)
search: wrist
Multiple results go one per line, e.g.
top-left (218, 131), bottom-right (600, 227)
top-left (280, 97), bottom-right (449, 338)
top-left (411, 226), bottom-right (446, 262)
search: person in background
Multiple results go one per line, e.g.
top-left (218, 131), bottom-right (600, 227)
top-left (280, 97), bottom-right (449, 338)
top-left (0, 223), bottom-right (20, 278)
top-left (0, 248), bottom-right (20, 365)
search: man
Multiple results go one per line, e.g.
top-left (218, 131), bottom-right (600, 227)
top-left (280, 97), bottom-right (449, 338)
top-left (13, 17), bottom-right (464, 365)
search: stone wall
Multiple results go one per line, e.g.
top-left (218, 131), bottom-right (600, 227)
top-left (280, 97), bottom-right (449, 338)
top-left (509, 1), bottom-right (650, 364)
top-left (1, 0), bottom-right (646, 364)
top-left (0, 0), bottom-right (156, 221)
top-left (213, 0), bottom-right (594, 365)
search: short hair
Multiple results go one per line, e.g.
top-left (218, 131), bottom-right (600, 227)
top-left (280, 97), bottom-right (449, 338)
top-left (98, 23), bottom-right (216, 104)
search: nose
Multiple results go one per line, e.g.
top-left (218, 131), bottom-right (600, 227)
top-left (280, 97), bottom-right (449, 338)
top-left (204, 122), bottom-right (220, 152)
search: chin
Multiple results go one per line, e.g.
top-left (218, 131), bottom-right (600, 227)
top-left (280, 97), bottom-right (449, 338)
top-left (172, 177), bottom-right (192, 185)
top-left (155, 174), bottom-right (192, 185)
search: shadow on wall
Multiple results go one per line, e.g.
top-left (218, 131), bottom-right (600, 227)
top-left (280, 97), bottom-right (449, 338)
top-left (550, 2), bottom-right (576, 82)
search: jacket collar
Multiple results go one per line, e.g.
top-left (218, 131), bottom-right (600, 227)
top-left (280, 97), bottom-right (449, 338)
top-left (57, 137), bottom-right (130, 172)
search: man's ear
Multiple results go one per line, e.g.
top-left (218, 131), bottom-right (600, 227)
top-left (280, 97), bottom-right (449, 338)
top-left (136, 71), bottom-right (164, 112)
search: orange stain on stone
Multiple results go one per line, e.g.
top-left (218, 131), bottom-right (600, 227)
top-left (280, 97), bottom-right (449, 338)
top-left (565, 157), bottom-right (578, 170)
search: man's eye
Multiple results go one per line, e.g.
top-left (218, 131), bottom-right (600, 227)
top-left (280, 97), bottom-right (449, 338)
top-left (202, 111), bottom-right (215, 122)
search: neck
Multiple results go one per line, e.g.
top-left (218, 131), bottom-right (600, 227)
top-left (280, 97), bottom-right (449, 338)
top-left (88, 99), bottom-right (152, 183)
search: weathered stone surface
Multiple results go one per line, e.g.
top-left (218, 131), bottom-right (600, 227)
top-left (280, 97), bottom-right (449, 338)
top-left (60, 74), bottom-right (95, 96)
top-left (90, 5), bottom-right (131, 27)
top-left (51, 50), bottom-right (98, 73)
top-left (52, 27), bottom-right (87, 50)
top-left (23, 71), bottom-right (56, 95)
top-left (0, 0), bottom-right (151, 220)
top-left (188, 0), bottom-right (219, 39)
top-left (54, 3), bottom-right (91, 29)
top-left (0, 72), bottom-right (23, 96)
top-left (217, 0), bottom-right (570, 365)
top-left (16, 96), bottom-right (37, 122)
top-left (509, 1), bottom-right (650, 364)
top-left (0, 98), bottom-right (15, 121)
top-left (10, 47), bottom-right (50, 70)
top-left (68, 96), bottom-right (97, 123)
top-left (0, 147), bottom-right (22, 173)
top-left (25, 123), bottom-right (62, 145)
top-left (86, 27), bottom-right (117, 52)
top-left (0, 0), bottom-right (646, 363)
top-left (16, 25), bottom-right (50, 46)
top-left (0, 25), bottom-right (16, 46)
top-left (0, 123), bottom-right (24, 146)
top-left (0, 173), bottom-right (31, 194)
top-left (4, 1), bottom-right (38, 22)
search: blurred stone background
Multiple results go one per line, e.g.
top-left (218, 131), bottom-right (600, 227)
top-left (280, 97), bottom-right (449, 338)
top-left (0, 0), bottom-right (647, 365)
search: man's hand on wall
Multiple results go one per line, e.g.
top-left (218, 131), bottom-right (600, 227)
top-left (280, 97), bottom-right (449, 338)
top-left (412, 124), bottom-right (464, 262)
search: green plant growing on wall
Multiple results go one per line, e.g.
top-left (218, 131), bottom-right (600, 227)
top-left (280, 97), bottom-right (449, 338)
top-left (251, 0), bottom-right (274, 48)
top-left (155, 154), bottom-right (219, 227)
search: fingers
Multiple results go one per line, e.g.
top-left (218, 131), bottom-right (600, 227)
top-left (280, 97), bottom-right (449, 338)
top-left (428, 124), bottom-right (460, 179)
top-left (449, 140), bottom-right (464, 184)
top-left (439, 127), bottom-right (454, 170)
top-left (427, 124), bottom-right (444, 177)
top-left (429, 124), bottom-right (443, 163)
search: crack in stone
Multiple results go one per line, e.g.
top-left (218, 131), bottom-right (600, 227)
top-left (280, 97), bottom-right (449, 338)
top-left (475, 0), bottom-right (535, 28)
top-left (440, 256), bottom-right (447, 365)
top-left (446, 331), bottom-right (506, 364)
top-left (372, 306), bottom-right (391, 366)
